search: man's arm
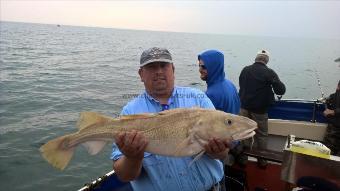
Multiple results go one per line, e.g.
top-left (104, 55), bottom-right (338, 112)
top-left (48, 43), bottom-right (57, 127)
top-left (324, 93), bottom-right (339, 118)
top-left (113, 131), bottom-right (148, 182)
top-left (270, 70), bottom-right (286, 95)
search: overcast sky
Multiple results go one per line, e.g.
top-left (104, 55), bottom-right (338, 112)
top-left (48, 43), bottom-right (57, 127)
top-left (1, 0), bottom-right (340, 39)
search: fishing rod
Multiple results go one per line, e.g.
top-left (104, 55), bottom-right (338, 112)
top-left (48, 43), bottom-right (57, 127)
top-left (314, 68), bottom-right (325, 100)
top-left (311, 68), bottom-right (328, 122)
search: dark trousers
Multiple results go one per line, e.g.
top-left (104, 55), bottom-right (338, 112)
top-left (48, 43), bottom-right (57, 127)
top-left (323, 123), bottom-right (340, 156)
top-left (239, 108), bottom-right (268, 150)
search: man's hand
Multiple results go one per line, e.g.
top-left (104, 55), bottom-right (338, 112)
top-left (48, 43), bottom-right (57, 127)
top-left (204, 138), bottom-right (230, 160)
top-left (323, 108), bottom-right (335, 117)
top-left (113, 130), bottom-right (148, 182)
top-left (116, 130), bottom-right (148, 160)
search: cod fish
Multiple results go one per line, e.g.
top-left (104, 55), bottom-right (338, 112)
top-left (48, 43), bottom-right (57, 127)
top-left (40, 108), bottom-right (257, 170)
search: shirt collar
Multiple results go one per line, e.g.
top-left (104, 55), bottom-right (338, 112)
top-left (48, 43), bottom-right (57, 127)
top-left (144, 86), bottom-right (177, 105)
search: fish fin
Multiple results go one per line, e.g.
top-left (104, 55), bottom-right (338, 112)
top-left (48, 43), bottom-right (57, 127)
top-left (159, 108), bottom-right (196, 115)
top-left (77, 112), bottom-right (113, 130)
top-left (39, 134), bottom-right (75, 170)
top-left (250, 136), bottom-right (254, 150)
top-left (119, 113), bottom-right (155, 120)
top-left (189, 150), bottom-right (205, 167)
top-left (82, 141), bottom-right (107, 155)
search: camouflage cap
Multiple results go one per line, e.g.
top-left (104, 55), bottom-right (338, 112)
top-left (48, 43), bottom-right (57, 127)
top-left (140, 47), bottom-right (173, 67)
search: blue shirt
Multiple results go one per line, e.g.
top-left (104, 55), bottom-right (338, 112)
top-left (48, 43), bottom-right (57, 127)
top-left (111, 86), bottom-right (224, 191)
top-left (198, 50), bottom-right (241, 114)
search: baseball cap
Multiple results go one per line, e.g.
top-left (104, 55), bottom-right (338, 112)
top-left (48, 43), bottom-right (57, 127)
top-left (255, 50), bottom-right (270, 64)
top-left (140, 47), bottom-right (173, 67)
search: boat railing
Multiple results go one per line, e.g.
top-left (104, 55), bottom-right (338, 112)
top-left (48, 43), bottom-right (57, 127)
top-left (268, 98), bottom-right (327, 123)
top-left (78, 170), bottom-right (132, 191)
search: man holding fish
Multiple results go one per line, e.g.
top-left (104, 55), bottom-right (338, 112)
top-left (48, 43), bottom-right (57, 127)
top-left (111, 47), bottom-right (232, 191)
top-left (39, 47), bottom-right (257, 191)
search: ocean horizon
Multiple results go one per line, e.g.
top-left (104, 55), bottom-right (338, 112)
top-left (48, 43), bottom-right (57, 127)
top-left (3, 20), bottom-right (340, 41)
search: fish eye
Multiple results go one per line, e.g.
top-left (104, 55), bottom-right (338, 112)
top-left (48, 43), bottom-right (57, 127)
top-left (225, 119), bottom-right (232, 125)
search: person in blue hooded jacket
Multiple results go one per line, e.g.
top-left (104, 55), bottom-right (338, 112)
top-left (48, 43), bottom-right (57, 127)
top-left (198, 50), bottom-right (240, 191)
top-left (198, 50), bottom-right (240, 115)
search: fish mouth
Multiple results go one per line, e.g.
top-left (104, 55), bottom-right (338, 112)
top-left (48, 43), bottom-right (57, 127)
top-left (231, 128), bottom-right (257, 141)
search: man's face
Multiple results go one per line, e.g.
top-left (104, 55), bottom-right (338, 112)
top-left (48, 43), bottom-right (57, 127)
top-left (198, 60), bottom-right (208, 81)
top-left (139, 62), bottom-right (175, 97)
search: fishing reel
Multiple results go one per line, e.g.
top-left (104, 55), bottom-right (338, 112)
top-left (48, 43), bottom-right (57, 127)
top-left (316, 97), bottom-right (327, 104)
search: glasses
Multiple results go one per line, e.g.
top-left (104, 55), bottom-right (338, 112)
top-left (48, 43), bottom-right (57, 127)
top-left (199, 64), bottom-right (206, 69)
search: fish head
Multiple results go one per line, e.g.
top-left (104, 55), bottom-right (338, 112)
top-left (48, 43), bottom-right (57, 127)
top-left (214, 112), bottom-right (258, 141)
top-left (193, 110), bottom-right (258, 142)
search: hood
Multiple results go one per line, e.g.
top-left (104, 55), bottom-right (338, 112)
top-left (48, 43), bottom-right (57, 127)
top-left (198, 50), bottom-right (225, 85)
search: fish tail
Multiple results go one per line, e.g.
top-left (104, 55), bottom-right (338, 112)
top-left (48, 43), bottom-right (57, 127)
top-left (39, 134), bottom-right (75, 170)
